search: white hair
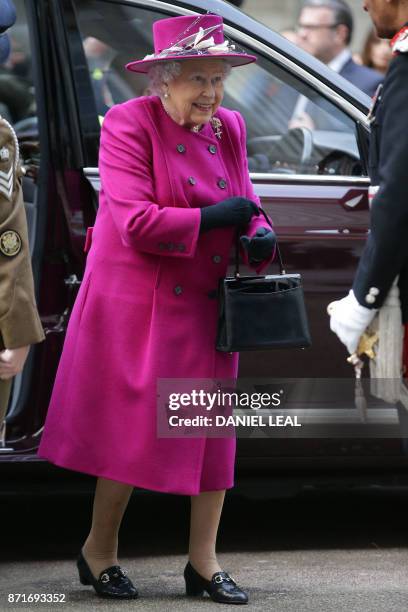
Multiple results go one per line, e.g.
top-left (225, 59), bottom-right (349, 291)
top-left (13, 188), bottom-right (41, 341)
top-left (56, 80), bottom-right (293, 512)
top-left (147, 61), bottom-right (182, 96)
top-left (146, 60), bottom-right (232, 96)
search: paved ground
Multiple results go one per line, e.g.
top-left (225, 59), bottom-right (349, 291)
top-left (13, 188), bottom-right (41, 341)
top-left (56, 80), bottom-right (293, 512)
top-left (2, 548), bottom-right (408, 611)
top-left (1, 475), bottom-right (408, 611)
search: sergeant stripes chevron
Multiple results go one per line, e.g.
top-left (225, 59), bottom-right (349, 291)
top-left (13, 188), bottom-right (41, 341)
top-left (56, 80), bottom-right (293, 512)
top-left (0, 165), bottom-right (13, 200)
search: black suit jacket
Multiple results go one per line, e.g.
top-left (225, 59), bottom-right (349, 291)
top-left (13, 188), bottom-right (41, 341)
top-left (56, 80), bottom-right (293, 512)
top-left (352, 51), bottom-right (408, 322)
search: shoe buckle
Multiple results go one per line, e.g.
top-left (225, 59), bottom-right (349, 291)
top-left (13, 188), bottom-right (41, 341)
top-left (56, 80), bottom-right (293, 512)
top-left (100, 573), bottom-right (110, 583)
top-left (214, 573), bottom-right (231, 584)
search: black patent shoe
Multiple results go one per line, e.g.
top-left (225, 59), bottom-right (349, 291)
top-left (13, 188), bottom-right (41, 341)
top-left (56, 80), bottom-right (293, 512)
top-left (77, 551), bottom-right (139, 599)
top-left (184, 561), bottom-right (248, 604)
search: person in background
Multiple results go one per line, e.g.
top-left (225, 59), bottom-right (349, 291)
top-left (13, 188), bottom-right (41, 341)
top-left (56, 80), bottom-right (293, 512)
top-left (296, 0), bottom-right (383, 96)
top-left (361, 27), bottom-right (393, 74)
top-left (83, 37), bottom-right (117, 116)
top-left (280, 29), bottom-right (301, 45)
top-left (0, 0), bottom-right (45, 447)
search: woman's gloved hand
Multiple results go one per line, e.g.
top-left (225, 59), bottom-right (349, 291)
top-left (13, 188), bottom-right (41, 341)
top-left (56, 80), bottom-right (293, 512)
top-left (328, 289), bottom-right (377, 354)
top-left (240, 227), bottom-right (276, 263)
top-left (200, 197), bottom-right (259, 233)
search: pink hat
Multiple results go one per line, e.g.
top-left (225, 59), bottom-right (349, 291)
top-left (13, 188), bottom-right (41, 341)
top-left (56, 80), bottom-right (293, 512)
top-left (125, 14), bottom-right (256, 74)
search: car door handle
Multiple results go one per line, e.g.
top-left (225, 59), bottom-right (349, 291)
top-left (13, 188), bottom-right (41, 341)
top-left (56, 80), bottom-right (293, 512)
top-left (305, 229), bottom-right (351, 235)
top-left (343, 194), bottom-right (364, 209)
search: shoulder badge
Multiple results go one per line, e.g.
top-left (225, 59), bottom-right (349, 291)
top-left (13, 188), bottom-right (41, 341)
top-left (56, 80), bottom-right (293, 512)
top-left (391, 25), bottom-right (408, 55)
top-left (0, 229), bottom-right (22, 257)
top-left (0, 116), bottom-right (19, 201)
top-left (0, 164), bottom-right (13, 200)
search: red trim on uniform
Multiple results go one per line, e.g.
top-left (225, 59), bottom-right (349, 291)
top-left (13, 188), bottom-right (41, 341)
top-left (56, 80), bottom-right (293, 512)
top-left (390, 25), bottom-right (408, 55)
top-left (390, 25), bottom-right (408, 48)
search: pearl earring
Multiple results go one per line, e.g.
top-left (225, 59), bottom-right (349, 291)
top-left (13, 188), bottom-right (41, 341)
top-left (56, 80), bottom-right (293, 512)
top-left (164, 92), bottom-right (169, 99)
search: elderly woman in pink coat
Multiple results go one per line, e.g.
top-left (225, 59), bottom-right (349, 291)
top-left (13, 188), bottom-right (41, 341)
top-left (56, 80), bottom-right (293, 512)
top-left (38, 13), bottom-right (275, 605)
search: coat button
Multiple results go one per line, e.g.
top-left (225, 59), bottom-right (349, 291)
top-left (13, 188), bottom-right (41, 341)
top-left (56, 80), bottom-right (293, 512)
top-left (217, 178), bottom-right (227, 189)
top-left (365, 294), bottom-right (376, 304)
top-left (369, 287), bottom-right (380, 296)
top-left (167, 242), bottom-right (174, 251)
top-left (177, 144), bottom-right (186, 153)
top-left (188, 176), bottom-right (196, 185)
top-left (178, 243), bottom-right (186, 252)
top-left (174, 285), bottom-right (183, 295)
top-left (159, 242), bottom-right (166, 250)
top-left (212, 255), bottom-right (222, 263)
top-left (208, 144), bottom-right (217, 154)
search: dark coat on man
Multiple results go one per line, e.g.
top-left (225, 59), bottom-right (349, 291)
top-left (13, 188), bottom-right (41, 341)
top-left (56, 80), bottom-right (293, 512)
top-left (353, 27), bottom-right (408, 322)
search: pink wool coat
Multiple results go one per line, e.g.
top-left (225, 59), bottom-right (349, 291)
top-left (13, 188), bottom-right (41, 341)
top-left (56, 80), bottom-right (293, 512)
top-left (37, 96), bottom-right (273, 495)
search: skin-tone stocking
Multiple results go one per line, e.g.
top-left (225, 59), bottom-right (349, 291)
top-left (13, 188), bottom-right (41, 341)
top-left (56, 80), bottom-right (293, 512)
top-left (188, 489), bottom-right (226, 580)
top-left (81, 477), bottom-right (133, 578)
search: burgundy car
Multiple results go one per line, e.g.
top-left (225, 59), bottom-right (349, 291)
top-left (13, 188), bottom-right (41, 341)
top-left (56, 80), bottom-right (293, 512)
top-left (2, 0), bottom-right (407, 489)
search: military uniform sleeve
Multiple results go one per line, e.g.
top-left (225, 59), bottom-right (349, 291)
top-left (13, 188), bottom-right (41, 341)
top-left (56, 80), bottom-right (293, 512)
top-left (0, 117), bottom-right (45, 350)
top-left (353, 54), bottom-right (408, 309)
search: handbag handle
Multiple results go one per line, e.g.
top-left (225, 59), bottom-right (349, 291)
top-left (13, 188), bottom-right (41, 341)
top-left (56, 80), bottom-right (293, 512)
top-left (234, 206), bottom-right (285, 277)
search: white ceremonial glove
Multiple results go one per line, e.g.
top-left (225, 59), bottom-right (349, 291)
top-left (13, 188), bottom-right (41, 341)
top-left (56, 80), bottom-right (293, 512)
top-left (328, 290), bottom-right (378, 354)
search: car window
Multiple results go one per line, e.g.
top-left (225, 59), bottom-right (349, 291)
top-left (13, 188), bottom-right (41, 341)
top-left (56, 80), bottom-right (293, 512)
top-left (224, 57), bottom-right (363, 177)
top-left (0, 1), bottom-right (37, 136)
top-left (71, 0), bottom-right (363, 177)
top-left (0, 0), bottom-right (39, 251)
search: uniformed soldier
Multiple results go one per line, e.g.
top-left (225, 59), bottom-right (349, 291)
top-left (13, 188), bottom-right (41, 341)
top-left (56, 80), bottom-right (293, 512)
top-left (0, 2), bottom-right (45, 445)
top-left (329, 0), bottom-right (408, 355)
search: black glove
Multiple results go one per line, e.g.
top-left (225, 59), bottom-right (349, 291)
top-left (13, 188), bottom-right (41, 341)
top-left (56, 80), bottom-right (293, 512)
top-left (200, 197), bottom-right (260, 233)
top-left (240, 227), bottom-right (276, 264)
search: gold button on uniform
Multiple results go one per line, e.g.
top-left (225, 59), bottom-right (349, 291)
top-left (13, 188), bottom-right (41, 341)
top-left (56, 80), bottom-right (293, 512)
top-left (208, 145), bottom-right (217, 154)
top-left (188, 176), bottom-right (196, 185)
top-left (174, 285), bottom-right (183, 295)
top-left (177, 144), bottom-right (186, 153)
top-left (212, 255), bottom-right (222, 263)
top-left (218, 178), bottom-right (227, 189)
top-left (0, 230), bottom-right (22, 257)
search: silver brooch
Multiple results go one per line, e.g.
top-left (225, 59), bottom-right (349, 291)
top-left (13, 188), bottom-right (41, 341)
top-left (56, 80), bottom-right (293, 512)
top-left (210, 117), bottom-right (222, 140)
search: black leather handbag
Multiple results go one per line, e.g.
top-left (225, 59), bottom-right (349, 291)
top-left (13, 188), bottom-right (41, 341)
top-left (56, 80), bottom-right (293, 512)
top-left (216, 209), bottom-right (311, 352)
